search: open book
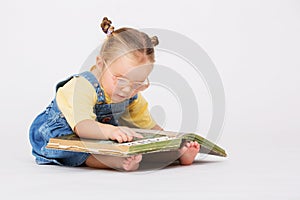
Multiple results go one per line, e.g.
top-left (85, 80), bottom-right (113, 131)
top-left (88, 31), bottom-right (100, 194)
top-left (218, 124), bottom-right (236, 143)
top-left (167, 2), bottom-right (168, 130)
top-left (46, 128), bottom-right (227, 157)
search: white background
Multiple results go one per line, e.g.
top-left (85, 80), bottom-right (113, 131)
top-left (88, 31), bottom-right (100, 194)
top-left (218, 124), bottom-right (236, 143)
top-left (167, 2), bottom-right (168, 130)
top-left (1, 0), bottom-right (300, 199)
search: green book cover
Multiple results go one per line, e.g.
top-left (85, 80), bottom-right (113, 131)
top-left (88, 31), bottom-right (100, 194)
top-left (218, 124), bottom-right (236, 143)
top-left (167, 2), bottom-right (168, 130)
top-left (46, 128), bottom-right (227, 157)
top-left (132, 129), bottom-right (227, 157)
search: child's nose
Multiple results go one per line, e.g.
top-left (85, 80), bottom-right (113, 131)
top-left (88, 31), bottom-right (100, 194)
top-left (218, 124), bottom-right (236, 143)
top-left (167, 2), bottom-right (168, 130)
top-left (121, 85), bottom-right (131, 93)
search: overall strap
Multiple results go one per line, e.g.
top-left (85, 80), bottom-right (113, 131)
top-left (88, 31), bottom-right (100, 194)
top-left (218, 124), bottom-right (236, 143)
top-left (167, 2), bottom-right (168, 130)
top-left (75, 71), bottom-right (106, 103)
top-left (56, 71), bottom-right (137, 105)
top-left (55, 76), bottom-right (73, 92)
top-left (129, 94), bottom-right (138, 104)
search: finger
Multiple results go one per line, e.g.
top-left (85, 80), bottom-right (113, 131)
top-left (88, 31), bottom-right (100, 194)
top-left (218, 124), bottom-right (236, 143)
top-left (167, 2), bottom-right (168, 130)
top-left (119, 127), bottom-right (140, 140)
top-left (114, 128), bottom-right (128, 142)
top-left (133, 132), bottom-right (143, 138)
top-left (126, 134), bottom-right (133, 142)
top-left (115, 135), bottom-right (123, 143)
top-left (118, 132), bottom-right (128, 142)
top-left (127, 128), bottom-right (137, 136)
top-left (119, 127), bottom-right (135, 137)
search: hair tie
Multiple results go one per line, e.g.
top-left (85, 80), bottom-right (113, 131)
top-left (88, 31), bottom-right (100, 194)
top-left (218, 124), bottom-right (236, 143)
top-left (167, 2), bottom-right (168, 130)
top-left (151, 36), bottom-right (159, 46)
top-left (101, 17), bottom-right (114, 36)
top-left (106, 26), bottom-right (114, 36)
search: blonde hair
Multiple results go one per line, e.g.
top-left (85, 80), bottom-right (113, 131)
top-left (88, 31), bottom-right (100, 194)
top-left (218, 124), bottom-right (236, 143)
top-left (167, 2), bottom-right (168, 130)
top-left (99, 17), bottom-right (159, 66)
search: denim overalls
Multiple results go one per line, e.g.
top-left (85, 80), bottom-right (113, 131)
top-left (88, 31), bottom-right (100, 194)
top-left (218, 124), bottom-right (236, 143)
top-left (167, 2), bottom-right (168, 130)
top-left (29, 71), bottom-right (137, 166)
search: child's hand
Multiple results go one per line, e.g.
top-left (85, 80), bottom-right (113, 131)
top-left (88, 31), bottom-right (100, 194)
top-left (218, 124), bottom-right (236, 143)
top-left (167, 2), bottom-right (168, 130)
top-left (108, 126), bottom-right (143, 143)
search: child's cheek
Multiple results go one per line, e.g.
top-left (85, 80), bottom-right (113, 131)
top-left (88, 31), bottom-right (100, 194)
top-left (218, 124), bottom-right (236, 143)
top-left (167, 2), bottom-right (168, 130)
top-left (109, 83), bottom-right (119, 95)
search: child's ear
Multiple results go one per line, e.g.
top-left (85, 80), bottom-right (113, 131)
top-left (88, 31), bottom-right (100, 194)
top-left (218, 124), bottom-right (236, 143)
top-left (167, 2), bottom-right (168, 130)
top-left (96, 56), bottom-right (104, 70)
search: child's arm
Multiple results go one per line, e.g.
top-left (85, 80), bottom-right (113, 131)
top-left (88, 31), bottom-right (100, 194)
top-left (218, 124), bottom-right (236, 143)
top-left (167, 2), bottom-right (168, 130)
top-left (74, 119), bottom-right (143, 143)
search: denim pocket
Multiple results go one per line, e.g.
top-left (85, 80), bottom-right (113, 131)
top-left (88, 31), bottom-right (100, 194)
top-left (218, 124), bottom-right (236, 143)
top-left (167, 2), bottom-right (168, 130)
top-left (97, 111), bottom-right (124, 125)
top-left (39, 111), bottom-right (71, 141)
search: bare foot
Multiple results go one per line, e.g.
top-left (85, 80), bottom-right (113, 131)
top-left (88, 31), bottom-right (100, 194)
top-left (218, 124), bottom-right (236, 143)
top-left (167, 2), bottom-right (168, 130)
top-left (179, 141), bottom-right (200, 165)
top-left (85, 154), bottom-right (142, 171)
top-left (122, 155), bottom-right (142, 171)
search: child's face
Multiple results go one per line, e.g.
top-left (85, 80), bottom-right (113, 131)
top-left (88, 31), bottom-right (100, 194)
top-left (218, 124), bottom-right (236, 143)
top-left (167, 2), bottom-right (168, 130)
top-left (99, 55), bottom-right (153, 103)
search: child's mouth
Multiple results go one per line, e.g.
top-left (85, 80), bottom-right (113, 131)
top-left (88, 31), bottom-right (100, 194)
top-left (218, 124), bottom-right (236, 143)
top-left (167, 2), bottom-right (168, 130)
top-left (116, 94), bottom-right (126, 99)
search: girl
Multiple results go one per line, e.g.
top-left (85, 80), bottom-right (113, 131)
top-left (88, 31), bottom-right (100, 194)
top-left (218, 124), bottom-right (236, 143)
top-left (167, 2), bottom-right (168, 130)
top-left (29, 17), bottom-right (200, 171)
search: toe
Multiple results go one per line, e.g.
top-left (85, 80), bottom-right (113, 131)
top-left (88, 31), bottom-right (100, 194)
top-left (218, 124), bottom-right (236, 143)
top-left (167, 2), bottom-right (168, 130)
top-left (186, 142), bottom-right (191, 148)
top-left (123, 164), bottom-right (131, 171)
top-left (192, 141), bottom-right (199, 148)
top-left (123, 159), bottom-right (130, 165)
top-left (134, 155), bottom-right (142, 162)
top-left (179, 145), bottom-right (188, 154)
top-left (127, 156), bottom-right (134, 161)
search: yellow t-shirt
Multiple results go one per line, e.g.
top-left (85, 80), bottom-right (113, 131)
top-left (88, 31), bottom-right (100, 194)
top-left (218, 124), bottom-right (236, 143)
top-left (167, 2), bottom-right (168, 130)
top-left (56, 76), bottom-right (156, 130)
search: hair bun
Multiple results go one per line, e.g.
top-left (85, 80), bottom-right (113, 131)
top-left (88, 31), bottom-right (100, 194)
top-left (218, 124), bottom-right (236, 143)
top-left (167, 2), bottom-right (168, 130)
top-left (151, 36), bottom-right (159, 46)
top-left (101, 17), bottom-right (114, 34)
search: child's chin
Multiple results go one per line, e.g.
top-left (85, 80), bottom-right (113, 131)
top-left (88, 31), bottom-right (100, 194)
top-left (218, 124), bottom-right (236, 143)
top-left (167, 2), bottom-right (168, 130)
top-left (112, 95), bottom-right (127, 103)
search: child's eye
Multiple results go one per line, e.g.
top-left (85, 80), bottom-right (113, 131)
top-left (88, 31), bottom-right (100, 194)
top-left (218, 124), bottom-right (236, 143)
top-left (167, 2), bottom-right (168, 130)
top-left (114, 76), bottom-right (149, 91)
top-left (116, 77), bottom-right (129, 86)
top-left (132, 83), bottom-right (144, 89)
